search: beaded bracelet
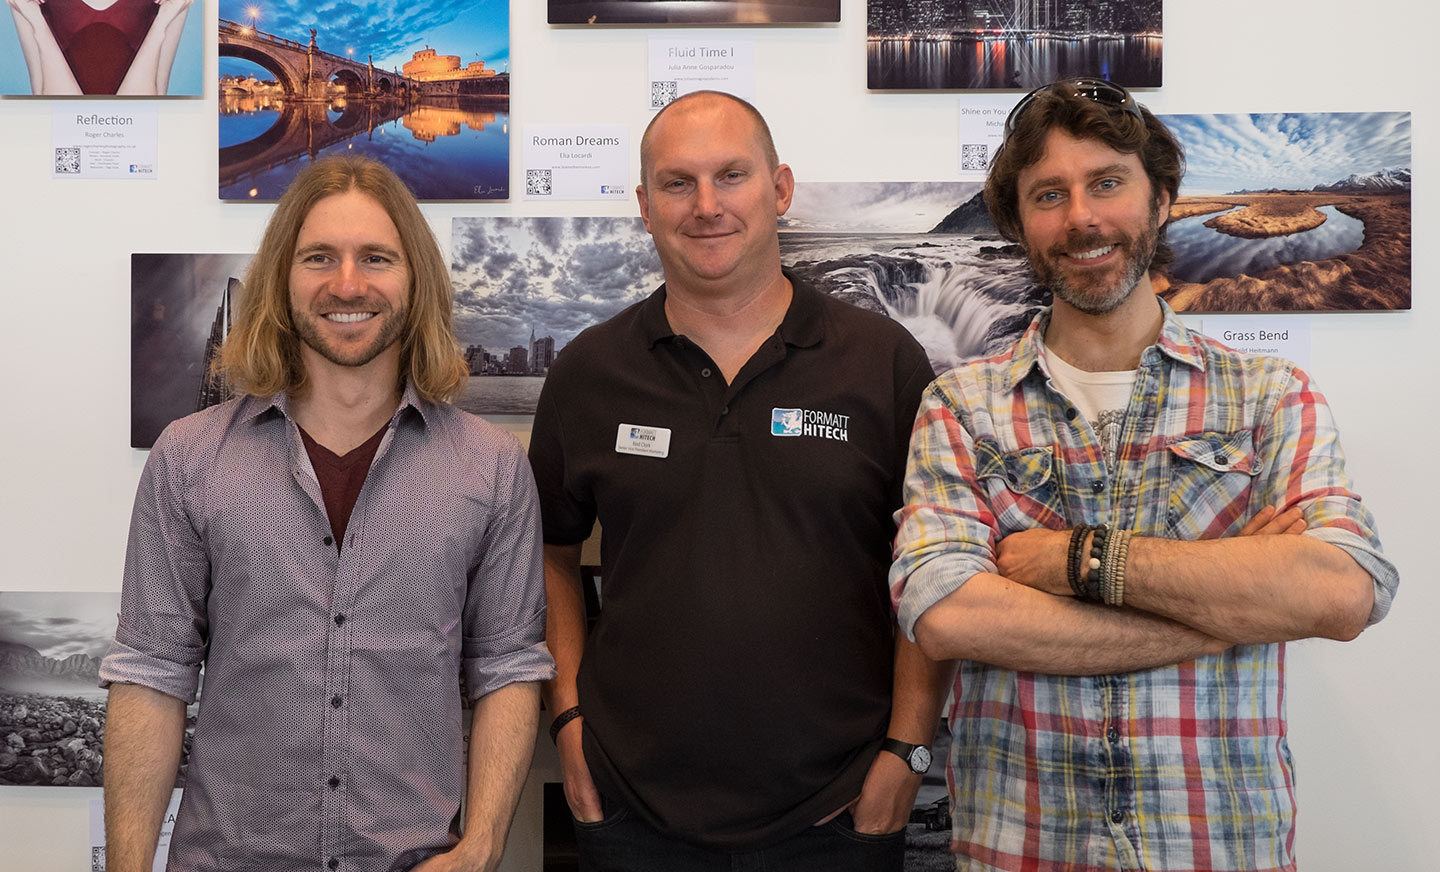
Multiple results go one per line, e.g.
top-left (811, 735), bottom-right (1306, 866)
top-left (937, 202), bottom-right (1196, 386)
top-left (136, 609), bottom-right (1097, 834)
top-left (1084, 524), bottom-right (1111, 603)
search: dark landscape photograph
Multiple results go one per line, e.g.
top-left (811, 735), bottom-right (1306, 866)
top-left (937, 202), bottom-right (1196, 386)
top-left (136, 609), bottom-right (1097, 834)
top-left (218, 0), bottom-right (510, 199)
top-left (868, 0), bottom-right (1162, 90)
top-left (0, 592), bottom-right (196, 788)
top-left (132, 253), bottom-right (253, 449)
top-left (1157, 112), bottom-right (1411, 312)
top-left (549, 0), bottom-right (840, 25)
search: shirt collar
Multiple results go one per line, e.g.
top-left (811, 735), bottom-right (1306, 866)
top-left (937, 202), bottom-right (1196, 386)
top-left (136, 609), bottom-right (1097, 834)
top-left (239, 379), bottom-right (431, 428)
top-left (1005, 296), bottom-right (1206, 390)
top-left (636, 268), bottom-right (825, 350)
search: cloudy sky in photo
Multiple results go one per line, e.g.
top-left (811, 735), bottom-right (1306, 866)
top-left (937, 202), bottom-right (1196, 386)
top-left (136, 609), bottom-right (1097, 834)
top-left (1162, 112), bottom-right (1411, 195)
top-left (0, 592), bottom-right (120, 661)
top-left (219, 0), bottom-right (507, 75)
top-left (780, 181), bottom-right (983, 233)
top-left (450, 217), bottom-right (660, 353)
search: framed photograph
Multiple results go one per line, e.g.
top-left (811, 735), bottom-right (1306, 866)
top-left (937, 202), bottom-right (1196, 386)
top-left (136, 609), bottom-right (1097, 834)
top-left (0, 592), bottom-right (198, 788)
top-left (1, 0), bottom-right (204, 96)
top-left (1158, 112), bottom-right (1411, 312)
top-left (867, 0), bottom-right (1162, 91)
top-left (549, 0), bottom-right (840, 25)
top-left (217, 0), bottom-right (510, 200)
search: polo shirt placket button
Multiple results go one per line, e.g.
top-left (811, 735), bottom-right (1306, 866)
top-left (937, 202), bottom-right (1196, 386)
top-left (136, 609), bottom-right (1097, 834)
top-left (323, 535), bottom-right (334, 547)
top-left (700, 367), bottom-right (712, 378)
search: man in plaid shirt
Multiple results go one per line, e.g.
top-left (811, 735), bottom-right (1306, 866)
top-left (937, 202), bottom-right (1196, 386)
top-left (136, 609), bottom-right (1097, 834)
top-left (890, 79), bottom-right (1397, 871)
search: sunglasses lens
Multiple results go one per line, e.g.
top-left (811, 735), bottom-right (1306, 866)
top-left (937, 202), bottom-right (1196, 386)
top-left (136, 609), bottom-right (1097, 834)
top-left (1003, 79), bottom-right (1141, 142)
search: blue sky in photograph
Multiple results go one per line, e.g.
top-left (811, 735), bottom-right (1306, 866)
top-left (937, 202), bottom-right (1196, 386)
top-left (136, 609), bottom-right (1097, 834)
top-left (1162, 112), bottom-right (1411, 196)
top-left (219, 0), bottom-right (507, 77)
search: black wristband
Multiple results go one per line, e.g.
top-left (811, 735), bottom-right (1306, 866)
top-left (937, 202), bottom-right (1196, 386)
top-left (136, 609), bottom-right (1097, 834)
top-left (1067, 524), bottom-right (1095, 598)
top-left (549, 705), bottom-right (582, 744)
top-left (1084, 524), bottom-right (1110, 603)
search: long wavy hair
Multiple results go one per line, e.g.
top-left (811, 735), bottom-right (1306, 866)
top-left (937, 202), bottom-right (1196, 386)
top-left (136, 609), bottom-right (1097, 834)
top-left (219, 156), bottom-right (467, 403)
top-left (984, 80), bottom-right (1185, 270)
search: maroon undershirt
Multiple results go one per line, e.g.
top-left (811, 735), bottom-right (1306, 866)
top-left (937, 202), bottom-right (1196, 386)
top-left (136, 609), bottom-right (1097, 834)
top-left (298, 423), bottom-right (388, 553)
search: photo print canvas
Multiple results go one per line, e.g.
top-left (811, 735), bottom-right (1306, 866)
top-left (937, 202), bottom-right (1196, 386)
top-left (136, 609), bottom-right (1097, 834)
top-left (450, 181), bottom-right (1049, 417)
top-left (868, 0), bottom-right (1162, 90)
top-left (548, 0), bottom-right (840, 25)
top-left (1156, 111), bottom-right (1411, 312)
top-left (218, 0), bottom-right (510, 200)
top-left (0, 591), bottom-right (198, 787)
top-left (1, 0), bottom-right (204, 96)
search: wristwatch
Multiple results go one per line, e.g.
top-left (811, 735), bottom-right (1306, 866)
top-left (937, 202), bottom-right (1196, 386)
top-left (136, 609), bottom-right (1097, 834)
top-left (880, 737), bottom-right (932, 774)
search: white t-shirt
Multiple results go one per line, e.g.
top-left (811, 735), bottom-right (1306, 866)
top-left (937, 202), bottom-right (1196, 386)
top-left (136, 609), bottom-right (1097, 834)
top-left (1042, 344), bottom-right (1136, 471)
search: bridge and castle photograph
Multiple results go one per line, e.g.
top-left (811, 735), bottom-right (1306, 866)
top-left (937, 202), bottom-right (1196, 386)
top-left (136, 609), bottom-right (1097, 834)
top-left (217, 0), bottom-right (510, 200)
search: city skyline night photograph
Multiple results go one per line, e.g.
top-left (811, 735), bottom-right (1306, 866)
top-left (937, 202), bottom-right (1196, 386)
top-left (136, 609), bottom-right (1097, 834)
top-left (868, 0), bottom-right (1162, 90)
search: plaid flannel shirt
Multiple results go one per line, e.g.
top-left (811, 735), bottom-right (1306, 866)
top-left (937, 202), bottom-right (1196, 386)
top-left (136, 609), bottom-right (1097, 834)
top-left (891, 302), bottom-right (1396, 872)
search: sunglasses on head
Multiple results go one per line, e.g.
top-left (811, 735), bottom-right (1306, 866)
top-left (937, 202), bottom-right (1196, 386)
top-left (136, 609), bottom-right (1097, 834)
top-left (1003, 78), bottom-right (1144, 142)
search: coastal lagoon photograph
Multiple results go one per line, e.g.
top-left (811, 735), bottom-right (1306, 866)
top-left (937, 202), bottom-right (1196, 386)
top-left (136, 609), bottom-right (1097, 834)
top-left (1157, 112), bottom-right (1411, 312)
top-left (217, 0), bottom-right (510, 200)
top-left (0, 592), bottom-right (197, 788)
top-left (548, 0), bottom-right (840, 24)
top-left (868, 0), bottom-right (1162, 90)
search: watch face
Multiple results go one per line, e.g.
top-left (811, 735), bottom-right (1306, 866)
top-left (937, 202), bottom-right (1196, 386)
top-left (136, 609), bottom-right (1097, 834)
top-left (910, 746), bottom-right (932, 774)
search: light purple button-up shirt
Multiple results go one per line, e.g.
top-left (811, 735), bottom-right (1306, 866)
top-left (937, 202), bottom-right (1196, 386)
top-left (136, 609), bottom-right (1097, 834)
top-left (101, 385), bottom-right (554, 872)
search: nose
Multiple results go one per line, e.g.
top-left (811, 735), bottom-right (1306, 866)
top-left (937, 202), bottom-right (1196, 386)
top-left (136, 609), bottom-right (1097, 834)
top-left (334, 257), bottom-right (366, 298)
top-left (1064, 190), bottom-right (1097, 231)
top-left (692, 180), bottom-right (722, 219)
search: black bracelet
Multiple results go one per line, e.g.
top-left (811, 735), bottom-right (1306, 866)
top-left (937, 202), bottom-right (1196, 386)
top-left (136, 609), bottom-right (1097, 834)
top-left (549, 705), bottom-right (582, 744)
top-left (1066, 525), bottom-right (1095, 598)
top-left (1084, 524), bottom-right (1110, 603)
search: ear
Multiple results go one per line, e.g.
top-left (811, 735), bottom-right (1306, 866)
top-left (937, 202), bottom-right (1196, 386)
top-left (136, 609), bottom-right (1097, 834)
top-left (773, 163), bottom-right (795, 218)
top-left (636, 184), bottom-right (652, 233)
top-left (1153, 185), bottom-right (1173, 228)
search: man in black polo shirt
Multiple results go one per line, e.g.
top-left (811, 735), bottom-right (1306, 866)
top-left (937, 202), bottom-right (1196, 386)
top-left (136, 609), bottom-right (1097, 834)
top-left (529, 91), bottom-right (953, 869)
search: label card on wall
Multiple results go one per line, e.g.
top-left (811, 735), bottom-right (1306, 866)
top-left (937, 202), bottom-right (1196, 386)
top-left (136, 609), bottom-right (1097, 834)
top-left (52, 103), bottom-right (158, 180)
top-left (1196, 317), bottom-right (1312, 369)
top-left (647, 37), bottom-right (756, 109)
top-left (90, 792), bottom-right (181, 871)
top-left (523, 124), bottom-right (630, 201)
top-left (957, 95), bottom-right (1016, 178)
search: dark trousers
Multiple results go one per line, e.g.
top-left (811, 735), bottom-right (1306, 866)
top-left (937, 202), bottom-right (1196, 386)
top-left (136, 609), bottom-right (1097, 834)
top-left (573, 802), bottom-right (906, 872)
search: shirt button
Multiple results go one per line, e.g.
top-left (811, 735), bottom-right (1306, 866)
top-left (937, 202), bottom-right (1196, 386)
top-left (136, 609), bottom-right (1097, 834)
top-left (328, 776), bottom-right (340, 789)
top-left (334, 614), bottom-right (345, 626)
top-left (1091, 480), bottom-right (1105, 493)
top-left (721, 406), bottom-right (729, 416)
top-left (329, 859), bottom-right (339, 870)
top-left (1107, 726), bottom-right (1120, 743)
top-left (1065, 407), bottom-right (1078, 421)
top-left (331, 695), bottom-right (343, 708)
top-left (700, 367), bottom-right (712, 378)
top-left (1110, 809), bottom-right (1125, 824)
top-left (1214, 453), bottom-right (1228, 466)
top-left (323, 535), bottom-right (334, 547)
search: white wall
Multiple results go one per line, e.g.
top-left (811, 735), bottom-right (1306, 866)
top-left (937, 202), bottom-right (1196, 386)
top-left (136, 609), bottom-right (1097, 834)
top-left (1, 0), bottom-right (1434, 868)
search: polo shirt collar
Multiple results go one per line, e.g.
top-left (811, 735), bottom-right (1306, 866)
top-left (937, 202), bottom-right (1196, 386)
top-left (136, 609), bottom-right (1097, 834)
top-left (1005, 296), bottom-right (1206, 390)
top-left (634, 267), bottom-right (825, 350)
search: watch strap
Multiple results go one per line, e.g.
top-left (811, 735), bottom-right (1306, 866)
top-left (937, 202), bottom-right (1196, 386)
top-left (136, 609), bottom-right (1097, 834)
top-left (880, 737), bottom-right (929, 773)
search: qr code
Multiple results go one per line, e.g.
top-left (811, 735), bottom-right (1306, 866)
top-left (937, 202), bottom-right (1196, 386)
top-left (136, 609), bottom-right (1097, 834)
top-left (650, 80), bottom-right (679, 109)
top-left (526, 169), bottom-right (552, 196)
top-left (55, 147), bottom-right (81, 174)
top-left (961, 143), bottom-right (989, 172)
top-left (91, 846), bottom-right (105, 872)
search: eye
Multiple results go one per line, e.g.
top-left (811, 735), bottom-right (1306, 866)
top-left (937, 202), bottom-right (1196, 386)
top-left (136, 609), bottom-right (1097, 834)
top-left (1096, 178), bottom-right (1121, 192)
top-left (1036, 190), bottom-right (1062, 204)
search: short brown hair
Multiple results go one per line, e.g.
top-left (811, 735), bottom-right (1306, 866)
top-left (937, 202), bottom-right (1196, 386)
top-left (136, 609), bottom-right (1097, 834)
top-left (219, 156), bottom-right (467, 403)
top-left (984, 80), bottom-right (1185, 269)
top-left (639, 90), bottom-right (779, 186)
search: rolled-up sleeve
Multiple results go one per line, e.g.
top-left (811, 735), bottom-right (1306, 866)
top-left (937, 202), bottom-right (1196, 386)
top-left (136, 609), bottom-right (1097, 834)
top-left (99, 427), bottom-right (210, 703)
top-left (462, 443), bottom-right (557, 699)
top-left (1260, 367), bottom-right (1398, 625)
top-left (890, 383), bottom-right (1001, 641)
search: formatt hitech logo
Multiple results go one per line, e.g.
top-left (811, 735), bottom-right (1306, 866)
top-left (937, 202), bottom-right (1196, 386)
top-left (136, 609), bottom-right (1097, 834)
top-left (771, 407), bottom-right (849, 442)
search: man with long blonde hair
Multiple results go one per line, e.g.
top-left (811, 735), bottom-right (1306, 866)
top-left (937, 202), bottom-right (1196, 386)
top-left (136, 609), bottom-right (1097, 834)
top-left (100, 156), bottom-right (554, 872)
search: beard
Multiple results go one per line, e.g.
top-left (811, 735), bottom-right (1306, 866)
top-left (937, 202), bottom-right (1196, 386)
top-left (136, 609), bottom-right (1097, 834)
top-left (1029, 199), bottom-right (1161, 316)
top-left (291, 297), bottom-right (409, 369)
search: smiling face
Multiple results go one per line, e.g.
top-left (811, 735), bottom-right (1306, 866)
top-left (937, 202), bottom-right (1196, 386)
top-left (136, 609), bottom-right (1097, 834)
top-left (1016, 128), bottom-right (1171, 316)
top-left (288, 188), bottom-right (411, 378)
top-left (635, 94), bottom-right (794, 295)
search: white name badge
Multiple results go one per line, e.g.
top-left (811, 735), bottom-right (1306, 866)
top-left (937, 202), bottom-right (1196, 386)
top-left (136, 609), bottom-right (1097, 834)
top-left (616, 424), bottom-right (672, 458)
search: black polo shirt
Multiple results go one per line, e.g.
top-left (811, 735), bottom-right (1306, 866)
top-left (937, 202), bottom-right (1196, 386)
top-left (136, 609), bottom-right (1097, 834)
top-left (528, 273), bottom-right (934, 850)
